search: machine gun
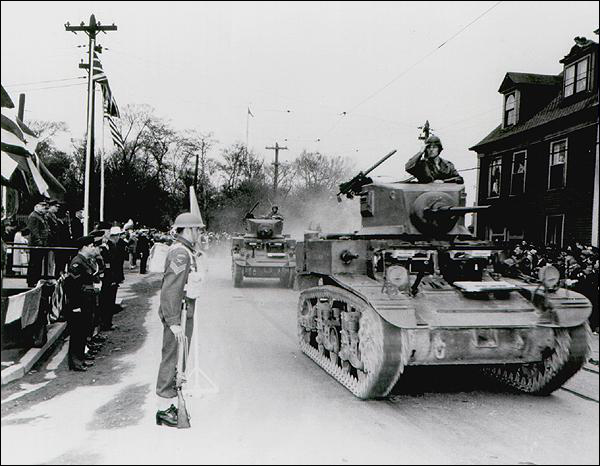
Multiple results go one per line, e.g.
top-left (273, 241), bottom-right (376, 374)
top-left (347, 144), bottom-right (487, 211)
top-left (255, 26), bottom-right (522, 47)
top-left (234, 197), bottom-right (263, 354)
top-left (244, 201), bottom-right (260, 220)
top-left (337, 149), bottom-right (397, 201)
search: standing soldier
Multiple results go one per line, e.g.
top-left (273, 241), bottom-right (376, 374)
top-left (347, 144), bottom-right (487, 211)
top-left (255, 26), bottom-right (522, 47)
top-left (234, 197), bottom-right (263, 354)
top-left (156, 212), bottom-right (204, 427)
top-left (64, 235), bottom-right (102, 371)
top-left (26, 198), bottom-right (50, 287)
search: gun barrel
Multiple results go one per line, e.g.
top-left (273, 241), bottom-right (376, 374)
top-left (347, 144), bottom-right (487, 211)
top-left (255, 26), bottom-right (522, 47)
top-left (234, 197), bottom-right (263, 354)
top-left (427, 205), bottom-right (490, 216)
top-left (363, 149), bottom-right (397, 175)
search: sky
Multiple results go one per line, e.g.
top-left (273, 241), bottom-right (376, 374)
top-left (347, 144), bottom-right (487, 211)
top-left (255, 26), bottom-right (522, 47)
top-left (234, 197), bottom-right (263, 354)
top-left (2, 1), bottom-right (599, 205)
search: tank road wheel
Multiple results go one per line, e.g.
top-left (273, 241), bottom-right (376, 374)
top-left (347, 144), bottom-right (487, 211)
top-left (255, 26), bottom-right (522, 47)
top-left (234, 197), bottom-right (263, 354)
top-left (484, 323), bottom-right (592, 395)
top-left (232, 263), bottom-right (244, 288)
top-left (297, 285), bottom-right (407, 399)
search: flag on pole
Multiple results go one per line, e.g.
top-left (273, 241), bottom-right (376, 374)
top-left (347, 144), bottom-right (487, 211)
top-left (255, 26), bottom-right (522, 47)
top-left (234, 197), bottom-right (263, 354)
top-left (92, 52), bottom-right (125, 150)
top-left (104, 112), bottom-right (125, 150)
top-left (247, 107), bottom-right (254, 117)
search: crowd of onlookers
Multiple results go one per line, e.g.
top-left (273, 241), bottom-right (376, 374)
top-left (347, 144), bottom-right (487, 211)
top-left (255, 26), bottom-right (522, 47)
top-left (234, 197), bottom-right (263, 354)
top-left (500, 241), bottom-right (599, 332)
top-left (0, 198), bottom-right (160, 371)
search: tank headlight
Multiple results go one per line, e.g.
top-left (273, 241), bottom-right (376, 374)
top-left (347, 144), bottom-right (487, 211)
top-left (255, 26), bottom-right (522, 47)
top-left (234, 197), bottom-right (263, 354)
top-left (538, 265), bottom-right (560, 291)
top-left (385, 266), bottom-right (409, 290)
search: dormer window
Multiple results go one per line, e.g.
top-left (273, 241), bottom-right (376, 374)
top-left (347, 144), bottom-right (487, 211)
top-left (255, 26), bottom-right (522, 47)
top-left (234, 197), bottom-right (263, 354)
top-left (504, 93), bottom-right (516, 127)
top-left (564, 56), bottom-right (589, 97)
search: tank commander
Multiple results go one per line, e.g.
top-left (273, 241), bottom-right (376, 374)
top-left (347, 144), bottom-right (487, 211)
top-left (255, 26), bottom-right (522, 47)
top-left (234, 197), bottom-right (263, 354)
top-left (405, 135), bottom-right (463, 184)
top-left (269, 205), bottom-right (284, 221)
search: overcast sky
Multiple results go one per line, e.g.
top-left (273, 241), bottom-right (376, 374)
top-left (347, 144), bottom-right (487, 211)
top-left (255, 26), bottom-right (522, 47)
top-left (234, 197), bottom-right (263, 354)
top-left (2, 1), bottom-right (599, 204)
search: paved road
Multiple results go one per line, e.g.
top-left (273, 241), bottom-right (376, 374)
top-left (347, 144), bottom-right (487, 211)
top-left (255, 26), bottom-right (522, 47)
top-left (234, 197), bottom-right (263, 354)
top-left (1, 256), bottom-right (598, 465)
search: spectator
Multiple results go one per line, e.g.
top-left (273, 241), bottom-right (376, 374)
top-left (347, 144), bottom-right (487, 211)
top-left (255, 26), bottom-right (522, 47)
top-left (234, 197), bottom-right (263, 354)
top-left (70, 209), bottom-right (84, 241)
top-left (12, 226), bottom-right (29, 276)
top-left (26, 198), bottom-right (50, 287)
top-left (136, 229), bottom-right (152, 274)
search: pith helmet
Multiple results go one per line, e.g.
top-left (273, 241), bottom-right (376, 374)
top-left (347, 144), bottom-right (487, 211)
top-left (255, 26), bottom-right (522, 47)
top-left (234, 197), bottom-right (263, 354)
top-left (425, 135), bottom-right (443, 150)
top-left (172, 212), bottom-right (204, 228)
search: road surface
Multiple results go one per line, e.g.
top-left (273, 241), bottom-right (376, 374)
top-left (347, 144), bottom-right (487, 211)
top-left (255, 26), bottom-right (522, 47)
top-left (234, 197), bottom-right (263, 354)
top-left (1, 255), bottom-right (598, 465)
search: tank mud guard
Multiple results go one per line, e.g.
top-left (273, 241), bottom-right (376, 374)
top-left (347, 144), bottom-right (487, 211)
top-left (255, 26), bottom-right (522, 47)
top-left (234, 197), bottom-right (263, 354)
top-left (484, 323), bottom-right (592, 395)
top-left (298, 285), bottom-right (410, 399)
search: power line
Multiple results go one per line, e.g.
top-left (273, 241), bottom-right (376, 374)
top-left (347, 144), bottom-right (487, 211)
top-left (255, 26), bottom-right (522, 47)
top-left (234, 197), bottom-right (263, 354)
top-left (3, 76), bottom-right (86, 87)
top-left (346, 1), bottom-right (503, 115)
top-left (8, 82), bottom-right (88, 92)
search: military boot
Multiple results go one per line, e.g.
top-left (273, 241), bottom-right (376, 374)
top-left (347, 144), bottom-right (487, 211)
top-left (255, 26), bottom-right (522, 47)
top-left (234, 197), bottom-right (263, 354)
top-left (156, 405), bottom-right (178, 427)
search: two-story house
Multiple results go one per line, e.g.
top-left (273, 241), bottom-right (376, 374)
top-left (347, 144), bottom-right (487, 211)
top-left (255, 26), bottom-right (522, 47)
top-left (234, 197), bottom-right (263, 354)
top-left (470, 35), bottom-right (599, 248)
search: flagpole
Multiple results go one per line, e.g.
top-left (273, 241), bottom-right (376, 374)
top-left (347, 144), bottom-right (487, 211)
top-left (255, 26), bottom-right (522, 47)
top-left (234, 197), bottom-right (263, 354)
top-left (246, 106), bottom-right (250, 171)
top-left (100, 102), bottom-right (105, 222)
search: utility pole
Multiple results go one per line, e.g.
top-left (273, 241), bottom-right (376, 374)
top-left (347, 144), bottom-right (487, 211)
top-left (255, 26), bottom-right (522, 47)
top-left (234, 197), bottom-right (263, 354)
top-left (265, 142), bottom-right (288, 199)
top-left (65, 14), bottom-right (117, 235)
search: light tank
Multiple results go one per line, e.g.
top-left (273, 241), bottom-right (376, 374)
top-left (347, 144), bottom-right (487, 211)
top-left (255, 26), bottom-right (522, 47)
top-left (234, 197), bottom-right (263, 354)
top-left (296, 149), bottom-right (592, 399)
top-left (231, 203), bottom-right (296, 288)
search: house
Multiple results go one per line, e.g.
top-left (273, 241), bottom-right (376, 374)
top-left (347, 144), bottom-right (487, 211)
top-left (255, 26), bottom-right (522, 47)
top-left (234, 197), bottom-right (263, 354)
top-left (470, 34), bottom-right (599, 248)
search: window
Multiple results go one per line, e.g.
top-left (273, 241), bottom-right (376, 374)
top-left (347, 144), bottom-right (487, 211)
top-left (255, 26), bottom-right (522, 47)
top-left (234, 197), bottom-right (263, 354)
top-left (510, 150), bottom-right (527, 195)
top-left (548, 139), bottom-right (568, 190)
top-left (488, 226), bottom-right (507, 242)
top-left (545, 214), bottom-right (565, 248)
top-left (504, 93), bottom-right (516, 126)
top-left (488, 157), bottom-right (502, 198)
top-left (508, 227), bottom-right (524, 241)
top-left (564, 56), bottom-right (589, 97)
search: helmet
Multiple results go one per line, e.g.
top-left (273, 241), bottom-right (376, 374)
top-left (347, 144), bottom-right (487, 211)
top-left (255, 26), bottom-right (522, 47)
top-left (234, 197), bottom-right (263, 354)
top-left (172, 212), bottom-right (204, 228)
top-left (425, 135), bottom-right (443, 151)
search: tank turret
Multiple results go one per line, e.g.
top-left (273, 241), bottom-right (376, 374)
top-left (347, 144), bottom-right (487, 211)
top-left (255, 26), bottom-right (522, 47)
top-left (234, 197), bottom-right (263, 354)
top-left (358, 182), bottom-right (488, 237)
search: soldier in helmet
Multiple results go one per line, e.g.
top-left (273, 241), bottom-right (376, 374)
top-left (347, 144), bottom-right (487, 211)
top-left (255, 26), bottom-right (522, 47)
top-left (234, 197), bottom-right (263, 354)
top-left (269, 205), bottom-right (284, 221)
top-left (155, 212), bottom-right (205, 427)
top-left (405, 135), bottom-right (464, 184)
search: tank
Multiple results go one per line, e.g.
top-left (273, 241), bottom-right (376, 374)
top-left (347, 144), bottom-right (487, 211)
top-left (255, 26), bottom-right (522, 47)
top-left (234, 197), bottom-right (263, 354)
top-left (296, 153), bottom-right (592, 399)
top-left (231, 216), bottom-right (297, 288)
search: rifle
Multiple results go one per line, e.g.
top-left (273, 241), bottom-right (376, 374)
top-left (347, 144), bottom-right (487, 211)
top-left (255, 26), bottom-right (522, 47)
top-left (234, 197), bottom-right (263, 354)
top-left (337, 149), bottom-right (397, 201)
top-left (176, 301), bottom-right (191, 429)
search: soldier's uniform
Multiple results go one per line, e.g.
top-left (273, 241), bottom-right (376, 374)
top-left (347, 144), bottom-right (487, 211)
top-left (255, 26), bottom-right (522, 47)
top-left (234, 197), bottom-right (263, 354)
top-left (405, 151), bottom-right (463, 183)
top-left (65, 245), bottom-right (101, 370)
top-left (99, 239), bottom-right (119, 330)
top-left (155, 234), bottom-right (197, 399)
top-left (405, 135), bottom-right (463, 184)
top-left (26, 206), bottom-right (50, 287)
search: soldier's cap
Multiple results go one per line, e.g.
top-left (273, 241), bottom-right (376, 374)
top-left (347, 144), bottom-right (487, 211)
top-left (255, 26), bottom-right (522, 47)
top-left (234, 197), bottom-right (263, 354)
top-left (89, 229), bottom-right (107, 240)
top-left (48, 200), bottom-right (63, 206)
top-left (109, 226), bottom-right (123, 235)
top-left (34, 197), bottom-right (50, 206)
top-left (76, 235), bottom-right (96, 249)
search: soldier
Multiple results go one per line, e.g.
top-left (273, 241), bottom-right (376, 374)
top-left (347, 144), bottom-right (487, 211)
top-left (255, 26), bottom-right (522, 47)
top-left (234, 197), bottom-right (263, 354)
top-left (70, 209), bottom-right (84, 241)
top-left (64, 235), bottom-right (102, 371)
top-left (156, 212), bottom-right (204, 427)
top-left (405, 135), bottom-right (464, 184)
top-left (26, 198), bottom-right (50, 287)
top-left (269, 205), bottom-right (284, 221)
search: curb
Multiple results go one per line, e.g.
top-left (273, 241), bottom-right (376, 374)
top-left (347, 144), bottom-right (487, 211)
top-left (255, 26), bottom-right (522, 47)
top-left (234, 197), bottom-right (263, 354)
top-left (1, 322), bottom-right (67, 385)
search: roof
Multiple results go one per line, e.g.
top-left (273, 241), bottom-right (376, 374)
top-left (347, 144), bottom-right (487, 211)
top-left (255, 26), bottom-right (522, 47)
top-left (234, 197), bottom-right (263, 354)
top-left (498, 72), bottom-right (562, 93)
top-left (470, 91), bottom-right (598, 150)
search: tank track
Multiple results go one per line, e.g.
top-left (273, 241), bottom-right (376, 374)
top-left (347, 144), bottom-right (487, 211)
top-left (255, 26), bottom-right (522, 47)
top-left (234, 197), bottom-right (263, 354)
top-left (484, 323), bottom-right (592, 395)
top-left (298, 286), bottom-right (410, 399)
